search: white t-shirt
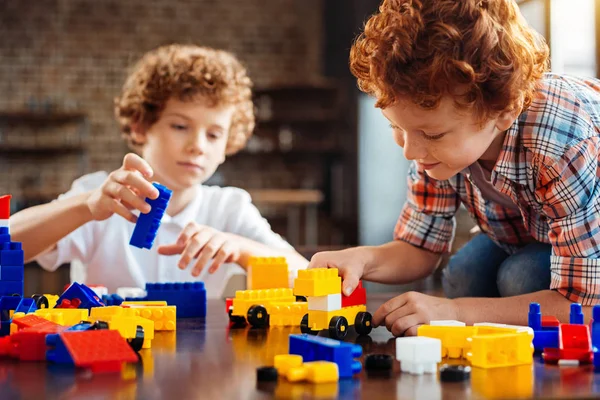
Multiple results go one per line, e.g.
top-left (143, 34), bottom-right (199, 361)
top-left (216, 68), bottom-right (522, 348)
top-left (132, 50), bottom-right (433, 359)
top-left (35, 171), bottom-right (296, 298)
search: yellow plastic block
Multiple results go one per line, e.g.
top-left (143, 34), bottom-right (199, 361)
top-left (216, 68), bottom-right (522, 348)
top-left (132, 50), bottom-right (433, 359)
top-left (90, 306), bottom-right (127, 320)
top-left (110, 315), bottom-right (155, 349)
top-left (274, 354), bottom-right (303, 375)
top-left (473, 323), bottom-right (534, 336)
top-left (247, 257), bottom-right (289, 289)
top-left (269, 301), bottom-right (308, 327)
top-left (121, 301), bottom-right (168, 307)
top-left (417, 325), bottom-right (477, 358)
top-left (43, 294), bottom-right (59, 309)
top-left (35, 309), bottom-right (89, 326)
top-left (231, 289), bottom-right (295, 317)
top-left (306, 305), bottom-right (367, 332)
top-left (472, 364), bottom-right (533, 399)
top-left (123, 305), bottom-right (176, 331)
top-left (287, 361), bottom-right (339, 383)
top-left (293, 268), bottom-right (341, 297)
top-left (466, 332), bottom-right (534, 368)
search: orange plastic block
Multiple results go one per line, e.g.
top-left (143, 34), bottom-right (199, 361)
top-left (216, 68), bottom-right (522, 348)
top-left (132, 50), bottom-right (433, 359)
top-left (247, 257), bottom-right (289, 289)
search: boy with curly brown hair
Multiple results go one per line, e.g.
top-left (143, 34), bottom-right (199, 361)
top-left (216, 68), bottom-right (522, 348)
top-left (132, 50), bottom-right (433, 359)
top-left (11, 44), bottom-right (308, 297)
top-left (309, 0), bottom-right (600, 334)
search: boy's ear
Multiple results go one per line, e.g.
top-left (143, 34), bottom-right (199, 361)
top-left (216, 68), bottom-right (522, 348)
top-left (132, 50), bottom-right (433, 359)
top-left (495, 108), bottom-right (520, 132)
top-left (130, 123), bottom-right (147, 145)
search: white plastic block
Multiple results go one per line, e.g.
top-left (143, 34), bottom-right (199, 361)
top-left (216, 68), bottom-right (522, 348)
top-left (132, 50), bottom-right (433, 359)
top-left (117, 287), bottom-right (147, 299)
top-left (474, 322), bottom-right (534, 334)
top-left (396, 337), bottom-right (441, 375)
top-left (89, 286), bottom-right (108, 297)
top-left (0, 220), bottom-right (8, 228)
top-left (430, 320), bottom-right (466, 327)
top-left (307, 294), bottom-right (342, 311)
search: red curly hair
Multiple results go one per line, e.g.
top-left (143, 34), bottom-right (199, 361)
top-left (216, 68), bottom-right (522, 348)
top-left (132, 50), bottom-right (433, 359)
top-left (350, 0), bottom-right (550, 120)
top-left (115, 44), bottom-right (255, 155)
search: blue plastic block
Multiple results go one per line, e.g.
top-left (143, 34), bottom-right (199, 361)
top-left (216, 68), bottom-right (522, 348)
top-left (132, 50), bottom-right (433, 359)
top-left (66, 322), bottom-right (96, 332)
top-left (0, 242), bottom-right (24, 266)
top-left (129, 183), bottom-right (172, 249)
top-left (138, 282), bottom-right (207, 318)
top-left (528, 303), bottom-right (542, 331)
top-left (0, 265), bottom-right (24, 281)
top-left (57, 282), bottom-right (104, 309)
top-left (532, 329), bottom-right (559, 352)
top-left (0, 320), bottom-right (11, 337)
top-left (0, 281), bottom-right (23, 297)
top-left (592, 306), bottom-right (600, 349)
top-left (570, 303), bottom-right (584, 325)
top-left (14, 298), bottom-right (37, 314)
top-left (594, 348), bottom-right (600, 371)
top-left (0, 296), bottom-right (22, 321)
top-left (0, 227), bottom-right (10, 245)
top-left (102, 294), bottom-right (124, 306)
top-left (289, 334), bottom-right (362, 378)
top-left (46, 333), bottom-right (75, 365)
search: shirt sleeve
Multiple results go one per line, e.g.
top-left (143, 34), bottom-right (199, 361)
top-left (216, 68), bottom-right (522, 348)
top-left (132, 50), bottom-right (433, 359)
top-left (536, 137), bottom-right (600, 305)
top-left (35, 172), bottom-right (107, 271)
top-left (394, 161), bottom-right (461, 253)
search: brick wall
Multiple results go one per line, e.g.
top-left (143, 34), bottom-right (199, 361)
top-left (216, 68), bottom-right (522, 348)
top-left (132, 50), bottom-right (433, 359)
top-left (0, 0), bottom-right (324, 201)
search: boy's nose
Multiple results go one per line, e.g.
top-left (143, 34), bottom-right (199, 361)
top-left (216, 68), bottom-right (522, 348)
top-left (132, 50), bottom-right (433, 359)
top-left (188, 131), bottom-right (207, 154)
top-left (402, 132), bottom-right (427, 161)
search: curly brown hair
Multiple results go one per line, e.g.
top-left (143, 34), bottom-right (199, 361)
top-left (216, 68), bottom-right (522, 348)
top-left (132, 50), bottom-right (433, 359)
top-left (115, 44), bottom-right (255, 155)
top-left (350, 0), bottom-right (550, 121)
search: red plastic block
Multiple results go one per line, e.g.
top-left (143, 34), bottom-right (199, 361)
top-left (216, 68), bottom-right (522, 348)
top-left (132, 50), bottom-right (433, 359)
top-left (542, 316), bottom-right (560, 328)
top-left (0, 195), bottom-right (11, 219)
top-left (341, 281), bottom-right (366, 308)
top-left (56, 298), bottom-right (82, 309)
top-left (59, 330), bottom-right (138, 373)
top-left (0, 319), bottom-right (65, 361)
top-left (225, 298), bottom-right (233, 314)
top-left (543, 324), bottom-right (593, 364)
top-left (12, 315), bottom-right (53, 331)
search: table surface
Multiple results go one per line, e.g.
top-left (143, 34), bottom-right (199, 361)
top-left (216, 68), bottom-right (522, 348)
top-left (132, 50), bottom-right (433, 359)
top-left (1, 295), bottom-right (599, 400)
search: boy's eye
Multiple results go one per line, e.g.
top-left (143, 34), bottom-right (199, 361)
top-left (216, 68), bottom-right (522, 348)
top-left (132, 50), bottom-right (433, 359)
top-left (208, 132), bottom-right (222, 140)
top-left (420, 131), bottom-right (446, 141)
top-left (389, 123), bottom-right (399, 130)
top-left (171, 124), bottom-right (187, 131)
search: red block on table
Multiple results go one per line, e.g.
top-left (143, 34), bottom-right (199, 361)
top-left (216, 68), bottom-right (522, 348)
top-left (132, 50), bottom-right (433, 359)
top-left (225, 298), bottom-right (233, 314)
top-left (59, 330), bottom-right (138, 373)
top-left (543, 324), bottom-right (593, 364)
top-left (0, 195), bottom-right (11, 219)
top-left (341, 281), bottom-right (366, 308)
top-left (542, 316), bottom-right (560, 328)
top-left (12, 315), bottom-right (53, 332)
top-left (0, 319), bottom-right (65, 361)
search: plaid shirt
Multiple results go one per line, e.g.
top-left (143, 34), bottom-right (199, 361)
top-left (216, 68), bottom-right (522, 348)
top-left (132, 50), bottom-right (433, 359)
top-left (395, 74), bottom-right (600, 305)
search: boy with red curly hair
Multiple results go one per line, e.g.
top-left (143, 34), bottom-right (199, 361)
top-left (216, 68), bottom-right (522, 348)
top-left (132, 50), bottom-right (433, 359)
top-left (11, 44), bottom-right (308, 297)
top-left (310, 0), bottom-right (600, 334)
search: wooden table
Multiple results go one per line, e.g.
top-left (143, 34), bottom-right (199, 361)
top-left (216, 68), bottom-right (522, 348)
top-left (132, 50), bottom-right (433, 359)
top-left (1, 296), bottom-right (599, 399)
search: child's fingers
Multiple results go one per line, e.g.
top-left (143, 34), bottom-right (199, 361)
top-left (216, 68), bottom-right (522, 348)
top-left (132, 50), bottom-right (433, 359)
top-left (105, 181), bottom-right (150, 214)
top-left (341, 271), bottom-right (361, 296)
top-left (207, 243), bottom-right (234, 273)
top-left (122, 153), bottom-right (154, 178)
top-left (157, 243), bottom-right (184, 255)
top-left (389, 313), bottom-right (421, 337)
top-left (176, 223), bottom-right (202, 246)
top-left (191, 236), bottom-right (226, 277)
top-left (372, 294), bottom-right (409, 327)
top-left (110, 199), bottom-right (137, 223)
top-left (112, 169), bottom-right (159, 200)
top-left (178, 230), bottom-right (211, 269)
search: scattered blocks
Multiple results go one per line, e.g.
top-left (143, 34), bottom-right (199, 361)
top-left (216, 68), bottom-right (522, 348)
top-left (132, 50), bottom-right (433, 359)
top-left (247, 257), bottom-right (289, 289)
top-left (274, 354), bottom-right (303, 375)
top-left (129, 182), bottom-right (172, 249)
top-left (57, 282), bottom-right (105, 309)
top-left (120, 303), bottom-right (176, 331)
top-left (127, 282), bottom-right (206, 318)
top-left (396, 337), bottom-right (442, 374)
top-left (528, 303), bottom-right (559, 352)
top-left (35, 309), bottom-right (89, 326)
top-left (288, 334), bottom-right (362, 378)
top-left (543, 324), bottom-right (593, 365)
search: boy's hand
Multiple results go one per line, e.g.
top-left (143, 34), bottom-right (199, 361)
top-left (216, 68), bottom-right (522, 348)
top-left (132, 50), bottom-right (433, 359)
top-left (87, 153), bottom-right (159, 223)
top-left (158, 222), bottom-right (241, 277)
top-left (308, 247), bottom-right (372, 296)
top-left (372, 292), bottom-right (459, 336)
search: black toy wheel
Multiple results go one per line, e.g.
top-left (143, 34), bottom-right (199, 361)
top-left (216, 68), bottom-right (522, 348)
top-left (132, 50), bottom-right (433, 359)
top-left (247, 305), bottom-right (269, 328)
top-left (354, 311), bottom-right (373, 336)
top-left (329, 316), bottom-right (349, 340)
top-left (300, 314), bottom-right (318, 335)
top-left (228, 306), bottom-right (247, 325)
top-left (365, 354), bottom-right (393, 372)
top-left (295, 296), bottom-right (307, 302)
top-left (127, 325), bottom-right (145, 353)
top-left (90, 320), bottom-right (109, 330)
top-left (32, 294), bottom-right (49, 309)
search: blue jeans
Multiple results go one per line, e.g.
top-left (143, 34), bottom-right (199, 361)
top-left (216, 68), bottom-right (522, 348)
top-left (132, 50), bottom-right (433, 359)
top-left (442, 234), bottom-right (552, 298)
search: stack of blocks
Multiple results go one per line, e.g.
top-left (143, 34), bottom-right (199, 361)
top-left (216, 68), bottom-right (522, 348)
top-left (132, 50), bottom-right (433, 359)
top-left (0, 195), bottom-right (24, 298)
top-left (247, 257), bottom-right (289, 289)
top-left (129, 182), bottom-right (173, 249)
top-left (126, 282), bottom-right (206, 318)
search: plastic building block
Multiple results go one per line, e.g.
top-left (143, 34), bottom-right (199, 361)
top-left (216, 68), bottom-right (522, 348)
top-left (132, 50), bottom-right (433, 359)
top-left (592, 305), bottom-right (600, 349)
top-left (257, 366), bottom-right (278, 382)
top-left (11, 314), bottom-right (52, 331)
top-left (288, 334), bottom-right (362, 378)
top-left (46, 332), bottom-right (75, 365)
top-left (287, 361), bottom-right (339, 383)
top-left (431, 320), bottom-right (466, 327)
top-left (528, 303), bottom-right (542, 330)
top-left (543, 324), bottom-right (593, 364)
top-left (88, 285), bottom-right (108, 298)
top-left (30, 294), bottom-right (58, 309)
top-left (304, 304), bottom-right (368, 333)
top-left (308, 294), bottom-right (342, 312)
top-left (0, 265), bottom-right (23, 281)
top-left (129, 182), bottom-right (172, 249)
top-left (293, 268), bottom-right (341, 297)
top-left (274, 354), bottom-right (304, 375)
top-left (0, 320), bottom-right (66, 361)
top-left (417, 325), bottom-right (476, 359)
top-left (0, 242), bottom-right (24, 266)
top-left (0, 281), bottom-right (23, 297)
top-left (102, 294), bottom-right (124, 306)
top-left (541, 316), bottom-right (560, 328)
top-left (14, 298), bottom-right (37, 315)
top-left (396, 337), bottom-right (442, 374)
top-left (247, 257), bottom-right (289, 289)
top-left (269, 301), bottom-right (308, 327)
top-left (466, 332), bottom-right (534, 368)
top-left (341, 281), bottom-right (366, 308)
top-left (57, 282), bottom-right (104, 309)
top-left (128, 282), bottom-right (206, 318)
top-left (120, 304), bottom-right (176, 331)
top-left (48, 330), bottom-right (138, 373)
top-left (231, 288), bottom-right (295, 317)
top-left (56, 298), bottom-right (82, 309)
top-left (89, 308), bottom-right (155, 349)
top-left (473, 323), bottom-right (533, 335)
top-left (440, 365), bottom-right (471, 382)
top-left (0, 227), bottom-right (10, 244)
top-left (116, 287), bottom-right (146, 299)
top-left (527, 303), bottom-right (560, 351)
top-left (570, 303), bottom-right (584, 325)
top-left (365, 354), bottom-right (393, 373)
top-left (0, 296), bottom-right (22, 321)
top-left (0, 195), bottom-right (10, 219)
top-left (35, 309), bottom-right (89, 326)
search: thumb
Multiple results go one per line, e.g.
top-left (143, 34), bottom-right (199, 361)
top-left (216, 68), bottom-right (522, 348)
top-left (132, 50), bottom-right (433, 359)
top-left (341, 272), bottom-right (360, 296)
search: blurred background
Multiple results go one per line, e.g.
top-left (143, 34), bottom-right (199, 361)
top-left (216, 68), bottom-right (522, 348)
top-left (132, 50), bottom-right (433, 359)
top-left (0, 0), bottom-right (596, 295)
